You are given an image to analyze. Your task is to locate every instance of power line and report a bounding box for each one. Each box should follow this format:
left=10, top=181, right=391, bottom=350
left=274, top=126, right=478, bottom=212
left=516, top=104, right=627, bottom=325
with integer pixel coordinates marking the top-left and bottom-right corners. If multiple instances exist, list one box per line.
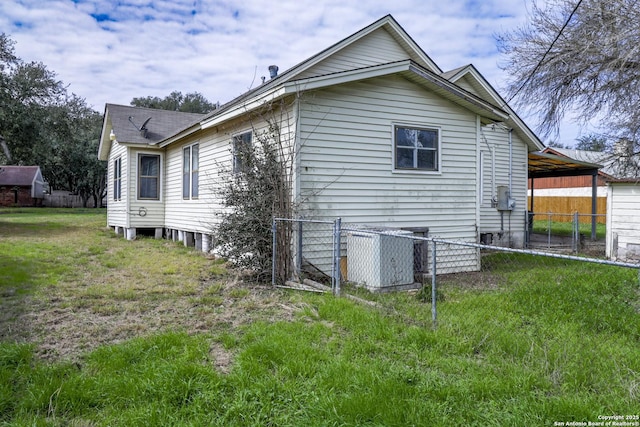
left=506, top=0, right=585, bottom=103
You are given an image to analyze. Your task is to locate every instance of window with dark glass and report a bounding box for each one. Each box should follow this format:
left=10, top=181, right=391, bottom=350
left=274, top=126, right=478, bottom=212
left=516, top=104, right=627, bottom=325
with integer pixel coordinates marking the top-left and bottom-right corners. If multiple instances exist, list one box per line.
left=138, top=154, right=160, bottom=199
left=183, top=144, right=199, bottom=199
left=233, top=131, right=252, bottom=174
left=113, top=157, right=121, bottom=201
left=394, top=126, right=439, bottom=171
left=191, top=144, right=199, bottom=198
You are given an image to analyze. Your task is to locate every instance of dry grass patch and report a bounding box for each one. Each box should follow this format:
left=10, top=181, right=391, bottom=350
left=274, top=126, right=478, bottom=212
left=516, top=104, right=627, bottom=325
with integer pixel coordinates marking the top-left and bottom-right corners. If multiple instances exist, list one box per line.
left=0, top=208, right=308, bottom=363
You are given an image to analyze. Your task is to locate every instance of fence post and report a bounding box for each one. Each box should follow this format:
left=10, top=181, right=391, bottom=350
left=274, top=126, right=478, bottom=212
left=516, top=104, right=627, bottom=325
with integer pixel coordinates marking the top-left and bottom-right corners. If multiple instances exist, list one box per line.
left=573, top=212, right=579, bottom=254
left=524, top=210, right=530, bottom=248
left=333, top=218, right=341, bottom=296
left=431, top=239, right=437, bottom=328
left=296, top=220, right=303, bottom=280
left=547, top=212, right=552, bottom=248
left=271, top=218, right=277, bottom=286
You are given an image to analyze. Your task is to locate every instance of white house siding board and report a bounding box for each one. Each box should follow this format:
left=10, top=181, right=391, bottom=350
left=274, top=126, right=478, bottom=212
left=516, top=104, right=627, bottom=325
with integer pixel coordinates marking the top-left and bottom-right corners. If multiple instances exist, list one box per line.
left=106, top=140, right=128, bottom=228
left=299, top=76, right=478, bottom=233
left=302, top=83, right=481, bottom=126
left=447, top=75, right=497, bottom=114
left=163, top=135, right=214, bottom=234
left=478, top=126, right=529, bottom=247
left=451, top=77, right=476, bottom=94
left=297, top=28, right=411, bottom=79
left=164, top=132, right=228, bottom=233
left=607, top=183, right=640, bottom=260
left=128, top=148, right=165, bottom=228
left=163, top=106, right=297, bottom=234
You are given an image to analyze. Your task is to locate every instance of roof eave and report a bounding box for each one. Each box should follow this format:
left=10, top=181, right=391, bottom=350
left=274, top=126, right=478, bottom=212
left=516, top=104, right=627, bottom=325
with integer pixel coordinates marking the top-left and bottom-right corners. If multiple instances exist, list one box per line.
left=444, top=65, right=545, bottom=152
left=196, top=15, right=442, bottom=126
left=282, top=61, right=509, bottom=122
left=407, top=63, right=509, bottom=121
left=98, top=106, right=112, bottom=161
left=156, top=124, right=202, bottom=148
left=200, top=86, right=287, bottom=130
left=283, top=60, right=412, bottom=92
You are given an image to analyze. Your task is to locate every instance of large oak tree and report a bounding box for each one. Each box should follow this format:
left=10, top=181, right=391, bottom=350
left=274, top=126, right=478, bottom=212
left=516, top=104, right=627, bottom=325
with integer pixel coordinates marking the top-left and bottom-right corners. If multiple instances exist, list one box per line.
left=0, top=33, right=106, bottom=205
left=130, top=91, right=217, bottom=114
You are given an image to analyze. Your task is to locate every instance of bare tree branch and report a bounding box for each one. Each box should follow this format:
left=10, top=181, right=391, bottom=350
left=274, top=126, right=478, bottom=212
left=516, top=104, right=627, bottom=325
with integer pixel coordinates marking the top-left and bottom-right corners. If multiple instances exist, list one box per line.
left=498, top=0, right=640, bottom=146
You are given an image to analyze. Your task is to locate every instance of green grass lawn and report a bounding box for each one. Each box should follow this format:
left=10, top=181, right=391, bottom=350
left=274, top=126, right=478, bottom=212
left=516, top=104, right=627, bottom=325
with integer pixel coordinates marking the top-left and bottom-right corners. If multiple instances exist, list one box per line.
left=1, top=208, right=639, bottom=426
left=532, top=219, right=607, bottom=239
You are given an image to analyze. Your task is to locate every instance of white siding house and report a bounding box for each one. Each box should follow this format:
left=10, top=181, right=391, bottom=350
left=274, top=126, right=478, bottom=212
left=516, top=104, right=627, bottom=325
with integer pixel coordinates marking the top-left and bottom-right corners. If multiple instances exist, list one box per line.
left=98, top=105, right=205, bottom=241
left=98, top=15, right=544, bottom=277
left=606, top=181, right=640, bottom=261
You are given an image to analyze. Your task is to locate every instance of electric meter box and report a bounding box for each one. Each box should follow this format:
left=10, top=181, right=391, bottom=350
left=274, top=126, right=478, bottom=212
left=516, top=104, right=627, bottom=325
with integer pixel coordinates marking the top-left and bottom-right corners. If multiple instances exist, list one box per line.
left=497, top=185, right=515, bottom=211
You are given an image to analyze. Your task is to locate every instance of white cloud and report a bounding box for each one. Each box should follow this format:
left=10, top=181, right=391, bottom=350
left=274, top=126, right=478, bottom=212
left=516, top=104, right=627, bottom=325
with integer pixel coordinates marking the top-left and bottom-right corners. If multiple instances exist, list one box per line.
left=0, top=0, right=581, bottom=144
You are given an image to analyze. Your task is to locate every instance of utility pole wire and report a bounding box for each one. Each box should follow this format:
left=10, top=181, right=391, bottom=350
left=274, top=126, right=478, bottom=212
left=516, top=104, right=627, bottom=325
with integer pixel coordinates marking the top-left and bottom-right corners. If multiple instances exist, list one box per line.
left=506, top=0, right=585, bottom=103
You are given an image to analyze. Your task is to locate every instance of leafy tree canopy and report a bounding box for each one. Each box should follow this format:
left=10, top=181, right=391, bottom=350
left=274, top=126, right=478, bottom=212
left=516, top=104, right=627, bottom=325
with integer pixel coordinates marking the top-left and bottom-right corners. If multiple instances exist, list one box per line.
left=130, top=91, right=217, bottom=114
left=574, top=134, right=609, bottom=152
left=546, top=140, right=570, bottom=149
left=0, top=33, right=106, bottom=205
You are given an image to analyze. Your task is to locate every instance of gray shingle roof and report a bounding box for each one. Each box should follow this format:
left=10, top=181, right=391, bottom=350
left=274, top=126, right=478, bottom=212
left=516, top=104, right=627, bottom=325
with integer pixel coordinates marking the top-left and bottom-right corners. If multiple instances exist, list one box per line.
left=106, top=104, right=205, bottom=145
left=0, top=166, right=40, bottom=186
left=440, top=65, right=470, bottom=80
left=551, top=147, right=640, bottom=179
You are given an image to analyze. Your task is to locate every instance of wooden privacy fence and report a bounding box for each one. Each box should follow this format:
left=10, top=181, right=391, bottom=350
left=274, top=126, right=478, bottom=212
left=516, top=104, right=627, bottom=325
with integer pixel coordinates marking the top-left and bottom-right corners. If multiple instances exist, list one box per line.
left=528, top=196, right=607, bottom=223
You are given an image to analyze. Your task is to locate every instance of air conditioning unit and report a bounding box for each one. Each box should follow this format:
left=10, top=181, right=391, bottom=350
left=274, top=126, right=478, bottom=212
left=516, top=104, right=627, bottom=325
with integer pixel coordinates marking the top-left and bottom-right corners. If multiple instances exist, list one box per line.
left=347, top=230, right=414, bottom=290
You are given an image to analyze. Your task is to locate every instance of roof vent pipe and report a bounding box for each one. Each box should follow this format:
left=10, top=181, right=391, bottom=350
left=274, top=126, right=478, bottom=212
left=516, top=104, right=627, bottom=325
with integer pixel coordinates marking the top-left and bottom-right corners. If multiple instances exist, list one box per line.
left=268, top=65, right=279, bottom=79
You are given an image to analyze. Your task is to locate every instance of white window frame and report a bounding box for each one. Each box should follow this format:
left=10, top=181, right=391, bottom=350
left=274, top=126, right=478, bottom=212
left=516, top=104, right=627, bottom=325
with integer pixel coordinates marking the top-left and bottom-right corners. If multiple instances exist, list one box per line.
left=137, top=153, right=161, bottom=200
left=232, top=131, right=252, bottom=174
left=113, top=157, right=121, bottom=201
left=392, top=124, right=441, bottom=174
left=183, top=143, right=199, bottom=199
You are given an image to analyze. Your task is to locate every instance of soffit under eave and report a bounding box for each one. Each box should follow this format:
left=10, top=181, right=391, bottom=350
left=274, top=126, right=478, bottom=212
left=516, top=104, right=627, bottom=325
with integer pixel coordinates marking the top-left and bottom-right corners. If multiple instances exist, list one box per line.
left=155, top=124, right=203, bottom=148
left=444, top=67, right=546, bottom=152
left=98, top=111, right=113, bottom=161
left=528, top=152, right=601, bottom=179
left=501, top=116, right=546, bottom=153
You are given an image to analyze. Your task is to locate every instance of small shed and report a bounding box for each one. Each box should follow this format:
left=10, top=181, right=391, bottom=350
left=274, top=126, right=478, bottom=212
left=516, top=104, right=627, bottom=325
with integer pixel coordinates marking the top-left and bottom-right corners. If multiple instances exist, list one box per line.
left=0, top=166, right=46, bottom=207
left=606, top=179, right=640, bottom=261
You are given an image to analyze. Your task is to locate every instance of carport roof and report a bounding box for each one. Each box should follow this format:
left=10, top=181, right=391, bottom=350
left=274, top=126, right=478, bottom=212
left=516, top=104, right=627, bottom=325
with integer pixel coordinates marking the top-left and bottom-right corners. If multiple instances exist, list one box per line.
left=528, top=151, right=601, bottom=179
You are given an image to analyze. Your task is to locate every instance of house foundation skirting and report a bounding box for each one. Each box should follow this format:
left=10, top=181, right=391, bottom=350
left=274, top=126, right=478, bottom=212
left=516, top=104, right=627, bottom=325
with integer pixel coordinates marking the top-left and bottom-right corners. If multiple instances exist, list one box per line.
left=110, top=226, right=213, bottom=254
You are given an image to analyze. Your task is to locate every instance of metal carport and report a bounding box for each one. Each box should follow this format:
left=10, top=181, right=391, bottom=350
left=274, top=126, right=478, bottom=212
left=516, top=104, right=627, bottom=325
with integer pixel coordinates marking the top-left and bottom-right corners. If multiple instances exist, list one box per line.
left=528, top=151, right=602, bottom=240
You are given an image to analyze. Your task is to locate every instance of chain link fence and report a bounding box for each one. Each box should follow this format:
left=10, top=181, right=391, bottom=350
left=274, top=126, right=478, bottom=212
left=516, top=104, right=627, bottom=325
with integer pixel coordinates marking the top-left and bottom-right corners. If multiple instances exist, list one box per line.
left=272, top=218, right=340, bottom=292
left=527, top=211, right=606, bottom=255
left=273, top=218, right=640, bottom=326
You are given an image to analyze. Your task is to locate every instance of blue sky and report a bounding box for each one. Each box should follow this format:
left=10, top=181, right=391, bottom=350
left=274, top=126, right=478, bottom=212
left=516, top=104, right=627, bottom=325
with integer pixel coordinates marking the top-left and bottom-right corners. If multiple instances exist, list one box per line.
left=0, top=0, right=590, bottom=145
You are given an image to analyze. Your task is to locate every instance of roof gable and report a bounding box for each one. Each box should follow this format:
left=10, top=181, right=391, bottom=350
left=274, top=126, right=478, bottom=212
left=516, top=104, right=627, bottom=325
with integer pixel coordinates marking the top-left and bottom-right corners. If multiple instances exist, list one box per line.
left=442, top=65, right=505, bottom=112
left=0, top=166, right=41, bottom=186
left=284, top=14, right=441, bottom=81
left=199, top=15, right=440, bottom=127
left=200, top=60, right=510, bottom=131
left=443, top=64, right=544, bottom=152
left=296, top=25, right=435, bottom=80
left=114, top=14, right=544, bottom=156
